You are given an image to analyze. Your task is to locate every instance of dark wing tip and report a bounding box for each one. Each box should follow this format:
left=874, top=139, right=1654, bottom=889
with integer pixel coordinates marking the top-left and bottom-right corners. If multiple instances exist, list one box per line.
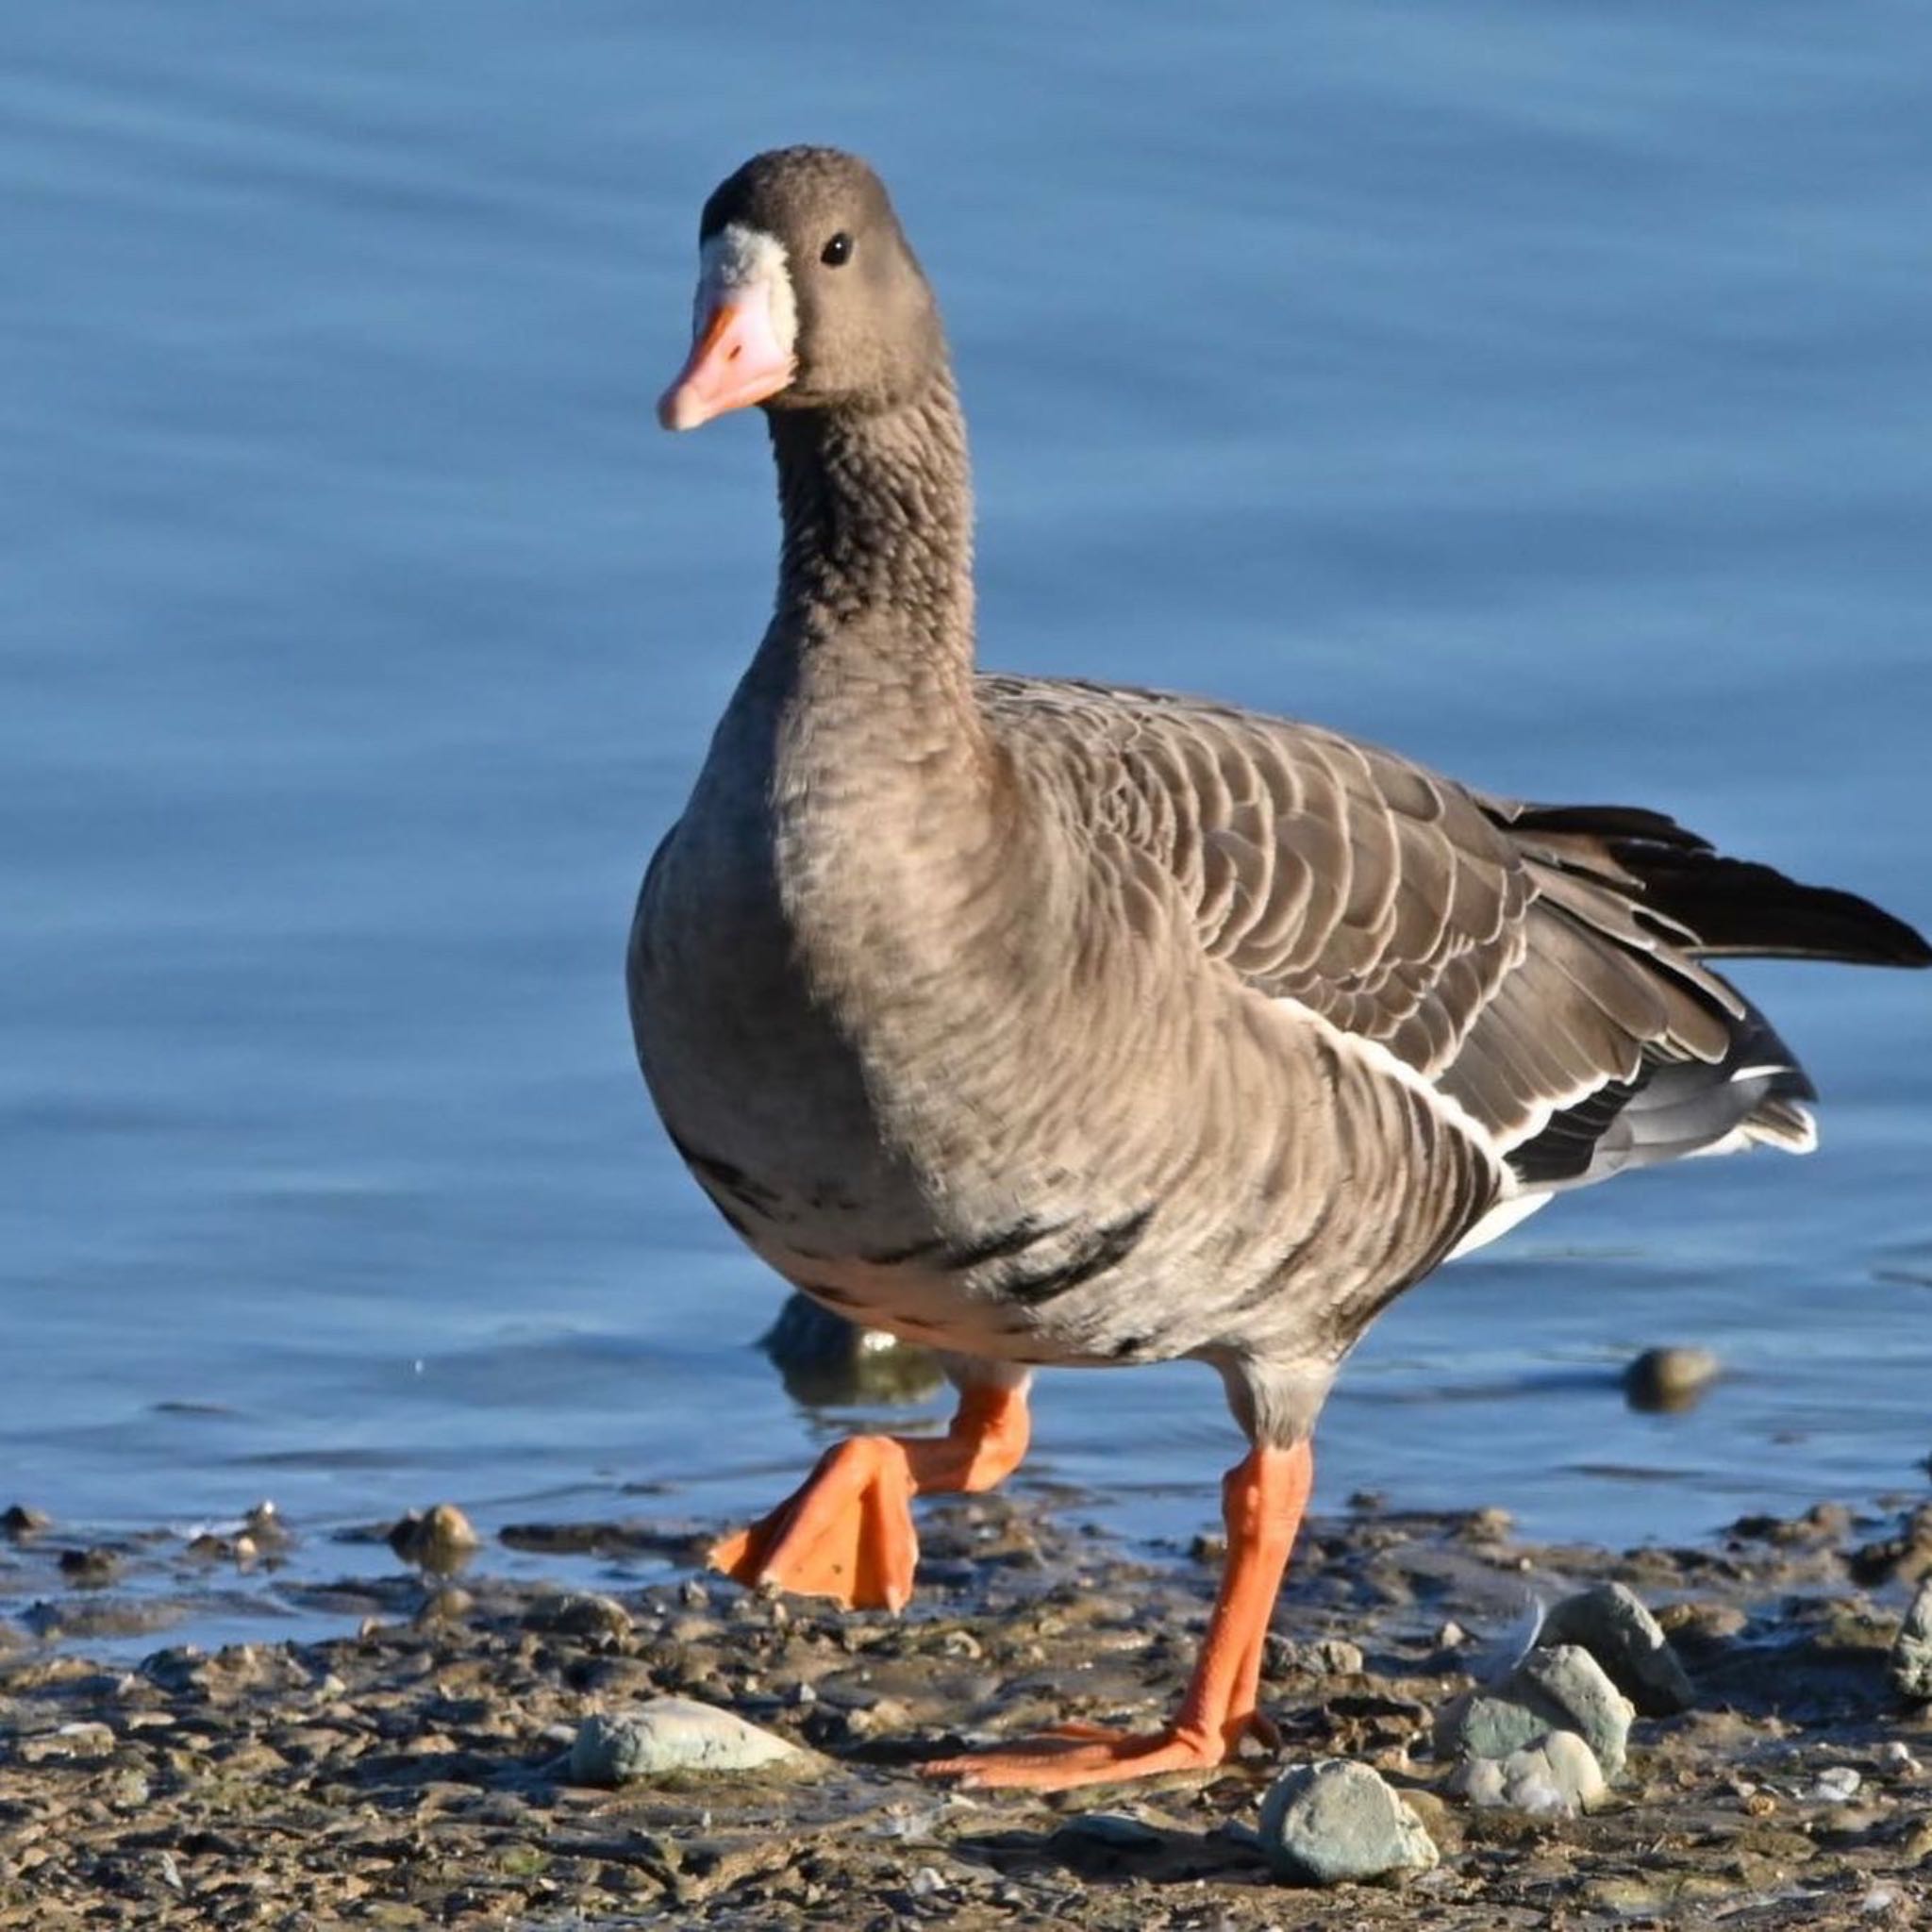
left=1637, top=861, right=1932, bottom=968
left=1501, top=800, right=1930, bottom=969
left=1878, top=908, right=1932, bottom=969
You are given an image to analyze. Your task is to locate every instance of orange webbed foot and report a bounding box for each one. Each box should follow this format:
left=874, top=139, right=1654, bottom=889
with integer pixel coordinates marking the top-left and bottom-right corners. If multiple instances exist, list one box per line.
left=709, top=1386, right=1032, bottom=1614
left=921, top=1711, right=1277, bottom=1792
left=708, top=1436, right=920, bottom=1612
left=921, top=1442, right=1313, bottom=1792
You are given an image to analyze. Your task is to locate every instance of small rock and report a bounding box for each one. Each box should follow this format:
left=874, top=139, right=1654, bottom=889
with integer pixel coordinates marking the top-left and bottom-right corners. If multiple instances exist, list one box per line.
left=2, top=1504, right=50, bottom=1541
left=142, top=1647, right=208, bottom=1692
left=1257, top=1759, right=1439, bottom=1887
left=1623, top=1345, right=1721, bottom=1413
left=1458, top=1507, right=1514, bottom=1543
left=414, top=1586, right=474, bottom=1627
left=1437, top=1693, right=1548, bottom=1766
left=243, top=1500, right=292, bottom=1549
left=524, top=1591, right=633, bottom=1641
left=758, top=1293, right=943, bottom=1407
left=1807, top=1765, right=1862, bottom=1804
left=1656, top=1599, right=1747, bottom=1653
left=841, top=1694, right=913, bottom=1740
left=569, top=1698, right=805, bottom=1784
left=18, top=1722, right=116, bottom=1764
left=1727, top=1501, right=1853, bottom=1546
left=1510, top=1644, right=1634, bottom=1780
left=1448, top=1729, right=1606, bottom=1817
left=1541, top=1583, right=1694, bottom=1715
left=1437, top=1643, right=1633, bottom=1784
left=1851, top=1503, right=1932, bottom=1587
left=57, top=1546, right=120, bottom=1586
left=1889, top=1577, right=1932, bottom=1703
left=1268, top=1636, right=1365, bottom=1679
left=387, top=1503, right=480, bottom=1574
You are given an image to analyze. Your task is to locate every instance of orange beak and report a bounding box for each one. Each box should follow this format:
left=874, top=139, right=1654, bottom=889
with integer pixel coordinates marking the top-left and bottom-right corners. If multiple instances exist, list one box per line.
left=658, top=295, right=794, bottom=432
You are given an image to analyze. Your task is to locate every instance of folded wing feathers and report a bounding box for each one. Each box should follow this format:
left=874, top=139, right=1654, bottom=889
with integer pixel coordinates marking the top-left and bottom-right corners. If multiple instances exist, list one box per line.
left=987, top=677, right=1862, bottom=1194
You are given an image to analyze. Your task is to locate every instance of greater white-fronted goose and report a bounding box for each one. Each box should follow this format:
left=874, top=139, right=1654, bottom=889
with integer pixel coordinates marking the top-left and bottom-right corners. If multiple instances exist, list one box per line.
left=628, top=147, right=1930, bottom=1790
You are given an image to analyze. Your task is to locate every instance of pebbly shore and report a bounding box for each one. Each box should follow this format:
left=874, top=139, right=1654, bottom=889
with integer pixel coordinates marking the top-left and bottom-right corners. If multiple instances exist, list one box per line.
left=3, top=1475, right=1931, bottom=1930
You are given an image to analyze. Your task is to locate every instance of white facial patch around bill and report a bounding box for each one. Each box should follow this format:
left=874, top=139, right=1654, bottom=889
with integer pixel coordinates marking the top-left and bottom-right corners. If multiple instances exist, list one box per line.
left=696, top=224, right=798, bottom=358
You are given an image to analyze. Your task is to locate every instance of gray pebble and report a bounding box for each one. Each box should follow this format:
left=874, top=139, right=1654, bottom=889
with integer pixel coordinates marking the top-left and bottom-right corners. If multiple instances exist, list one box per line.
left=1510, top=1643, right=1634, bottom=1780
left=1890, top=1577, right=1932, bottom=1703
left=1623, top=1345, right=1721, bottom=1413
left=1436, top=1692, right=1549, bottom=1766
left=570, top=1697, right=804, bottom=1784
left=1448, top=1729, right=1606, bottom=1817
left=1541, top=1582, right=1694, bottom=1715
left=523, top=1591, right=632, bottom=1641
left=1270, top=1636, right=1365, bottom=1678
left=1437, top=1642, right=1633, bottom=1785
left=1257, top=1758, right=1439, bottom=1887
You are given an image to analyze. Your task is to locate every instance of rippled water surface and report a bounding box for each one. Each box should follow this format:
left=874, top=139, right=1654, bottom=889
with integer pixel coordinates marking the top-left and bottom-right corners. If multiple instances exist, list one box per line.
left=4, top=4, right=1929, bottom=1631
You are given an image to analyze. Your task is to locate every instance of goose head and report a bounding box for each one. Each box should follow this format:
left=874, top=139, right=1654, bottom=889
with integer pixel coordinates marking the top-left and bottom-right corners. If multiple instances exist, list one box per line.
left=658, top=146, right=945, bottom=432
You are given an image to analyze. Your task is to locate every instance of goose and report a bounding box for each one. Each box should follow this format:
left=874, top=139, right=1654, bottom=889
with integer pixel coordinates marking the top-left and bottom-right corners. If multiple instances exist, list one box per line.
left=628, top=146, right=1930, bottom=1790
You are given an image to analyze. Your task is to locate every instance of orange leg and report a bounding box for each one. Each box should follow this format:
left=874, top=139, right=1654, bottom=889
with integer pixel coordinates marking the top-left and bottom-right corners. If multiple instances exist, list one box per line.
left=923, top=1439, right=1313, bottom=1790
left=708, top=1383, right=1030, bottom=1612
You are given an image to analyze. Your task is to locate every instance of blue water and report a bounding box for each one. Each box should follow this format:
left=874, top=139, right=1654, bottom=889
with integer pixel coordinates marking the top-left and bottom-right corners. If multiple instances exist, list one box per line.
left=4, top=4, right=1928, bottom=1631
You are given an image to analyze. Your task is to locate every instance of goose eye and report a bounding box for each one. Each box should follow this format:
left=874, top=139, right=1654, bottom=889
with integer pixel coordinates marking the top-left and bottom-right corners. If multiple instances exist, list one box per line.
left=820, top=232, right=854, bottom=268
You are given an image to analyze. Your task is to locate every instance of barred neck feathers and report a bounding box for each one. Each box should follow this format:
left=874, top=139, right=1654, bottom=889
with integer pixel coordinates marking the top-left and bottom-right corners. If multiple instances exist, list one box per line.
left=769, top=369, right=974, bottom=665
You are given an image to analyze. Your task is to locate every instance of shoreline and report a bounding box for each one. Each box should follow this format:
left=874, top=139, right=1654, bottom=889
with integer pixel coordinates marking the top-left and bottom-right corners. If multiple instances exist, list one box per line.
left=3, top=1487, right=1929, bottom=1928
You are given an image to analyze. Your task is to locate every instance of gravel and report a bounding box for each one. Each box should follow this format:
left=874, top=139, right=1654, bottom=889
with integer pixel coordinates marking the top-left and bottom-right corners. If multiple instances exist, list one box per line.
left=3, top=1488, right=1931, bottom=1927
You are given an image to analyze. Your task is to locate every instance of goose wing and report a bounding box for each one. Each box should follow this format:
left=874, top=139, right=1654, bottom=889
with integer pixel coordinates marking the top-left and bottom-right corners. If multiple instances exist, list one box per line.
left=983, top=675, right=1888, bottom=1187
